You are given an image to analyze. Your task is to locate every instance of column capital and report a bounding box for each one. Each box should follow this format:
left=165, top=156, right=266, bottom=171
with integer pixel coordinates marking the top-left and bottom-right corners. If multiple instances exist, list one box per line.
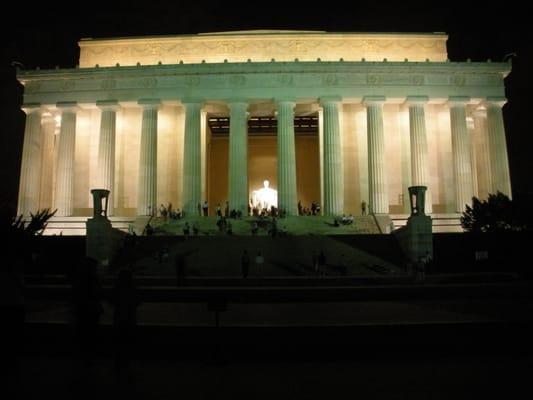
left=447, top=96, right=470, bottom=107
left=363, top=96, right=386, bottom=106
left=472, top=106, right=487, bottom=118
left=22, top=103, right=41, bottom=114
left=56, top=101, right=79, bottom=112
left=485, top=96, right=507, bottom=108
left=319, top=96, right=342, bottom=106
left=138, top=98, right=161, bottom=110
left=275, top=100, right=295, bottom=112
left=181, top=98, right=204, bottom=106
left=405, top=96, right=429, bottom=105
left=96, top=100, right=120, bottom=111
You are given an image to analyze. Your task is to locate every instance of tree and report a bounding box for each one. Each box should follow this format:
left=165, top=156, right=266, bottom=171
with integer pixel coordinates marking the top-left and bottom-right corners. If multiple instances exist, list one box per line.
left=460, top=192, right=525, bottom=233
left=1, top=207, right=57, bottom=264
left=10, top=208, right=57, bottom=236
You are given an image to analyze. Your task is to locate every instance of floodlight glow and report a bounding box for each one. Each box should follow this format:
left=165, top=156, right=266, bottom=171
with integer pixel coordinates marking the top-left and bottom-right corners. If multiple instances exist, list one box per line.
left=251, top=180, right=278, bottom=210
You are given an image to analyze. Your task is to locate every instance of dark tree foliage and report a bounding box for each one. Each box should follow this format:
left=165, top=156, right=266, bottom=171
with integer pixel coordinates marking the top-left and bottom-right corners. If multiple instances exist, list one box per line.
left=460, top=192, right=527, bottom=233
left=1, top=207, right=57, bottom=275
left=10, top=208, right=57, bottom=236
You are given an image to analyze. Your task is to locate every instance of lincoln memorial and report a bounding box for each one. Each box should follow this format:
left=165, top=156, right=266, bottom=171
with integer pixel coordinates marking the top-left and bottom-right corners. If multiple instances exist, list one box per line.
left=15, top=30, right=512, bottom=233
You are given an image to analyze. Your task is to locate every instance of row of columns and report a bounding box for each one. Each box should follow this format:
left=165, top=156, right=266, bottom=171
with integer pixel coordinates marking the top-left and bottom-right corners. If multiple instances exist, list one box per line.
left=18, top=96, right=511, bottom=218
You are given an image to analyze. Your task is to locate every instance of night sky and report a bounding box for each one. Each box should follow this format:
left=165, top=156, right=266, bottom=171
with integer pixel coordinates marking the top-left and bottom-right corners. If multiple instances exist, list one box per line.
left=1, top=1, right=530, bottom=213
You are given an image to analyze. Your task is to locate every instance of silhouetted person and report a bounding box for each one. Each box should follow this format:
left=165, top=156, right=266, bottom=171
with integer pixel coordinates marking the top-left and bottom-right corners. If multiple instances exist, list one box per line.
left=423, top=251, right=433, bottom=274
left=241, top=249, right=250, bottom=278
left=71, top=257, right=103, bottom=365
left=318, top=250, right=326, bottom=276
left=145, top=223, right=154, bottom=236
left=312, top=253, right=319, bottom=274
left=361, top=200, right=367, bottom=216
left=416, top=257, right=426, bottom=282
left=183, top=222, right=190, bottom=236
left=202, top=200, right=209, bottom=216
left=338, top=254, right=347, bottom=275
left=175, top=253, right=186, bottom=286
left=406, top=261, right=414, bottom=277
left=112, top=268, right=139, bottom=376
left=255, top=251, right=264, bottom=275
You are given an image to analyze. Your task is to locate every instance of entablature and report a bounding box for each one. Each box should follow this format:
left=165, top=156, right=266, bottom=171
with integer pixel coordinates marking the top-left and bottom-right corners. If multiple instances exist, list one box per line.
left=18, top=61, right=509, bottom=106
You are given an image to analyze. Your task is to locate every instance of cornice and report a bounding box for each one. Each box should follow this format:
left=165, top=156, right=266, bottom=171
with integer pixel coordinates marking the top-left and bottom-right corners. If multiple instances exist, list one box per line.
left=17, top=61, right=511, bottom=81
left=17, top=61, right=509, bottom=106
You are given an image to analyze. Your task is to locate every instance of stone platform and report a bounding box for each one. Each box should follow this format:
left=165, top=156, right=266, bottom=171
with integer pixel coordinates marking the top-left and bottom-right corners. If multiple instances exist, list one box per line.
left=117, top=234, right=404, bottom=278
left=148, top=215, right=381, bottom=236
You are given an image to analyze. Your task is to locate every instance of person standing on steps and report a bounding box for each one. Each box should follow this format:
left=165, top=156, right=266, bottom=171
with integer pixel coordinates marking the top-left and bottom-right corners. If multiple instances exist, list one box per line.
left=318, top=250, right=326, bottom=277
left=255, top=251, right=264, bottom=276
left=241, top=249, right=250, bottom=278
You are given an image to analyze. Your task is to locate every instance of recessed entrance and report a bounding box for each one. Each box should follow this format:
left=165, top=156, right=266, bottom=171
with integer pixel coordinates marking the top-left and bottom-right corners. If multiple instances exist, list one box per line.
left=207, top=114, right=320, bottom=215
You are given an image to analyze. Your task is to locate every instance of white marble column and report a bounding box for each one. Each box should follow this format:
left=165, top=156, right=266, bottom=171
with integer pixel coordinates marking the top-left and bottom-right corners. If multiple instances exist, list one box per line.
left=448, top=97, right=474, bottom=212
left=18, top=103, right=43, bottom=217
left=318, top=109, right=324, bottom=214
left=137, top=99, right=160, bottom=216
left=407, top=96, right=432, bottom=214
left=182, top=100, right=203, bottom=216
left=472, top=107, right=492, bottom=199
left=486, top=97, right=512, bottom=198
left=468, top=117, right=479, bottom=198
left=39, top=114, right=56, bottom=210
left=54, top=102, right=78, bottom=216
left=228, top=101, right=249, bottom=215
left=200, top=110, right=208, bottom=204
left=276, top=100, right=298, bottom=215
left=320, top=97, right=343, bottom=216
left=96, top=100, right=118, bottom=216
left=364, top=96, right=388, bottom=214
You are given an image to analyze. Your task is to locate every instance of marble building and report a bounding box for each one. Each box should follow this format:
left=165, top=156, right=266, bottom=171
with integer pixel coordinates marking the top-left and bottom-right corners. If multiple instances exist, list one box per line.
left=16, top=30, right=512, bottom=233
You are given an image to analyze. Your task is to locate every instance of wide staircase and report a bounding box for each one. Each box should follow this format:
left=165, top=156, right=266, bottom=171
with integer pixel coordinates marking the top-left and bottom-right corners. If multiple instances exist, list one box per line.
left=43, top=216, right=135, bottom=235
left=390, top=213, right=463, bottom=233
left=126, top=235, right=404, bottom=278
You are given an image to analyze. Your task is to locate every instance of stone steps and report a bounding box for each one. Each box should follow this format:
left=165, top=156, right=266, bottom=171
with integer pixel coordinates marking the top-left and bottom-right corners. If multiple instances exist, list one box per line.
left=390, top=213, right=463, bottom=233
left=43, top=216, right=135, bottom=235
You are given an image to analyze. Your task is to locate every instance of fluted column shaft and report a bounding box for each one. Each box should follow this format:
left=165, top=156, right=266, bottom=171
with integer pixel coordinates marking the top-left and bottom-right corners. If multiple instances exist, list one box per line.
left=137, top=101, right=159, bottom=216
left=182, top=101, right=203, bottom=216
left=486, top=99, right=512, bottom=198
left=228, top=102, right=249, bottom=214
left=97, top=101, right=118, bottom=216
left=449, top=98, right=474, bottom=212
left=276, top=100, right=298, bottom=215
left=407, top=97, right=432, bottom=213
left=321, top=98, right=343, bottom=215
left=18, top=105, right=43, bottom=217
left=365, top=98, right=388, bottom=214
left=55, top=104, right=77, bottom=216
left=473, top=109, right=492, bottom=199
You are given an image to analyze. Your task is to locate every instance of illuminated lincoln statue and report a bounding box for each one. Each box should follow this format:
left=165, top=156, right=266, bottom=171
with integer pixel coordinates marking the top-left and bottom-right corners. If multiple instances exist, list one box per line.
left=15, top=30, right=512, bottom=234
left=251, top=180, right=278, bottom=210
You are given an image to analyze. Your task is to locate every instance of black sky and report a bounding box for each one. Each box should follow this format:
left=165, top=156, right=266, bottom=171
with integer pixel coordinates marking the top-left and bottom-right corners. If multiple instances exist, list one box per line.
left=1, top=1, right=531, bottom=212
